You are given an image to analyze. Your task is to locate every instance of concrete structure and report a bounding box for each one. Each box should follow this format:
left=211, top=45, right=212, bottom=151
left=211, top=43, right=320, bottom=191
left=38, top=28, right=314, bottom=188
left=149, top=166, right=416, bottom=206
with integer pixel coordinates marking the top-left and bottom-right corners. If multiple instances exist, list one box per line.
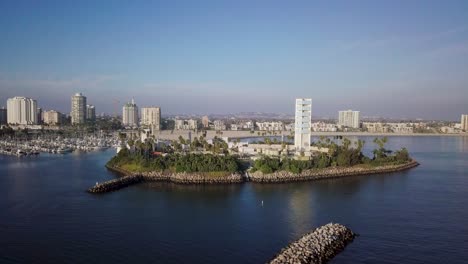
left=141, top=107, right=161, bottom=131
left=257, top=121, right=284, bottom=131
left=462, top=114, right=468, bottom=132
left=175, top=119, right=198, bottom=130
left=294, top=98, right=312, bottom=152
left=214, top=120, right=226, bottom=131
left=0, top=107, right=7, bottom=125
left=43, top=110, right=61, bottom=125
left=202, top=116, right=210, bottom=128
left=71, top=93, right=87, bottom=124
left=122, top=98, right=139, bottom=128
left=338, top=110, right=360, bottom=129
left=7, top=96, right=38, bottom=125
left=86, top=105, right=96, bottom=121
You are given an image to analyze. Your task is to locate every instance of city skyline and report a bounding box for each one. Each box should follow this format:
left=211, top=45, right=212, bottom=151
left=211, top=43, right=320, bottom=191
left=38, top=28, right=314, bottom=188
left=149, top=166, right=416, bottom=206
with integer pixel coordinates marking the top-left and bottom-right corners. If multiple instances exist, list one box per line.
left=0, top=1, right=467, bottom=119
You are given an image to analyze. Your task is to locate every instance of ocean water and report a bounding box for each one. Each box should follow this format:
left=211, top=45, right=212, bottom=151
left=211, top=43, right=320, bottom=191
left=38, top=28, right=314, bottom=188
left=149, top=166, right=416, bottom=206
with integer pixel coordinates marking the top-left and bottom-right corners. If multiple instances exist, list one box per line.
left=0, top=136, right=467, bottom=263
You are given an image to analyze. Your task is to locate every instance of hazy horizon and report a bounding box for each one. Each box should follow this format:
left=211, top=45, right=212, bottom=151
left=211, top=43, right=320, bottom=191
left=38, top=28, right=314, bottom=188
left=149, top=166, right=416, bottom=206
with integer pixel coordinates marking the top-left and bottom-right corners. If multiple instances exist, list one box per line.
left=1, top=1, right=467, bottom=120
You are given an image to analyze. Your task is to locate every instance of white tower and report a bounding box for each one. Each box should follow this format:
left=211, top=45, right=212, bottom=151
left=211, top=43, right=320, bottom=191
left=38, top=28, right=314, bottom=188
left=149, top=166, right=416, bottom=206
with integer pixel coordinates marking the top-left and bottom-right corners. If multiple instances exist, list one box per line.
left=294, top=98, right=312, bottom=152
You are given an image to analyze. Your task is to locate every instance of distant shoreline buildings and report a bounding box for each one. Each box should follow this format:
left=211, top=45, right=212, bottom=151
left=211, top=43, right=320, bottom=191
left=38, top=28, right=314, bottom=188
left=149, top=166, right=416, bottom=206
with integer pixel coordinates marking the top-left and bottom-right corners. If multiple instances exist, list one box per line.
left=71, top=93, right=87, bottom=124
left=462, top=114, right=468, bottom=132
left=338, top=110, right=360, bottom=129
left=122, top=98, right=139, bottom=128
left=7, top=96, right=38, bottom=125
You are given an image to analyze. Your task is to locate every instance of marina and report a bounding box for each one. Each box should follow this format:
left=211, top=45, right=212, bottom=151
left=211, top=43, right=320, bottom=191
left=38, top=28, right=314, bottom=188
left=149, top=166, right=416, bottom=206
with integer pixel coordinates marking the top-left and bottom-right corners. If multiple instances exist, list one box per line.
left=0, top=135, right=119, bottom=157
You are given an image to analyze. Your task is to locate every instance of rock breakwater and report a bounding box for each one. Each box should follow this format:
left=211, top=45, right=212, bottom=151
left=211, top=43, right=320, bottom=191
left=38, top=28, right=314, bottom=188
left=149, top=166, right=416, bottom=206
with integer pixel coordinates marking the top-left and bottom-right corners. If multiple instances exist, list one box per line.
left=269, top=223, right=355, bottom=264
left=251, top=160, right=419, bottom=183
left=87, top=166, right=244, bottom=193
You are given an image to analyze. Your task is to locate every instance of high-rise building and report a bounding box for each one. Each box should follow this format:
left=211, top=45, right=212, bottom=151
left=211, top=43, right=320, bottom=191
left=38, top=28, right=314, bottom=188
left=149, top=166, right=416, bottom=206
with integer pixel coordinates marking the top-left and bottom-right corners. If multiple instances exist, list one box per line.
left=294, top=98, right=312, bottom=152
left=338, top=110, right=360, bottom=129
left=122, top=98, right=138, bottom=127
left=43, top=110, right=61, bottom=125
left=6, top=96, right=38, bottom=125
left=202, top=116, right=210, bottom=128
left=462, top=114, right=468, bottom=131
left=141, top=107, right=161, bottom=130
left=86, top=105, right=96, bottom=121
left=71, top=93, right=87, bottom=124
left=0, top=107, right=7, bottom=125
left=37, top=108, right=43, bottom=124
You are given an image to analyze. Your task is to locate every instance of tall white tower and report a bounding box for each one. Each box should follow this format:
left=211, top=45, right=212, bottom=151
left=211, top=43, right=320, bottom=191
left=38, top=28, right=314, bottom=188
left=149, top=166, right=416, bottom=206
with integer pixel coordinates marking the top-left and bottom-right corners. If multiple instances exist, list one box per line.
left=294, top=98, right=312, bottom=152
left=71, top=93, right=87, bottom=124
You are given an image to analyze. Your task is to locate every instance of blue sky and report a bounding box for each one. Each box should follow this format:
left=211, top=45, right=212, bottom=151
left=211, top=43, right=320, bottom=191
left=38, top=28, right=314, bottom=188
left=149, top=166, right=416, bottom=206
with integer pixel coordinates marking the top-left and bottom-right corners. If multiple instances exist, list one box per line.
left=0, top=0, right=467, bottom=120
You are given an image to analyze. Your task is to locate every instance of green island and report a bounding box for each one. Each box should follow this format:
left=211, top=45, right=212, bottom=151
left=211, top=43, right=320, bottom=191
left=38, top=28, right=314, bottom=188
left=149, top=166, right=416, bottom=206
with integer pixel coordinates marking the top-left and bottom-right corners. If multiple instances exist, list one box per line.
left=97, top=136, right=417, bottom=191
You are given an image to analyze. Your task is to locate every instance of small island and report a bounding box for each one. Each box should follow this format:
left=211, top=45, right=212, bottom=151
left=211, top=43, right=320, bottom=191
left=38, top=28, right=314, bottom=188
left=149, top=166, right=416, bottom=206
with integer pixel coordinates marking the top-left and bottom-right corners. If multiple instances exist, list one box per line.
left=89, top=136, right=419, bottom=193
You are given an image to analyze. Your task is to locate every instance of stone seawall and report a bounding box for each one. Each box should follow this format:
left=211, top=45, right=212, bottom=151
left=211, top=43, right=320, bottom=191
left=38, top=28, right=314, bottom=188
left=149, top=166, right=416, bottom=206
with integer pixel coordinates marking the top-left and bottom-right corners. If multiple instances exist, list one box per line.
left=88, top=175, right=144, bottom=193
left=250, top=160, right=419, bottom=183
left=269, top=223, right=355, bottom=264
left=88, top=166, right=244, bottom=193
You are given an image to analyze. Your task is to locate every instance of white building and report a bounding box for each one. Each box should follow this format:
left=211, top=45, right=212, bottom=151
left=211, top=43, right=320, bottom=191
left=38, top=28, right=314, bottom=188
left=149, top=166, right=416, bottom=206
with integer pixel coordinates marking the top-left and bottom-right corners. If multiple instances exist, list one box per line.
left=257, top=121, right=284, bottom=131
left=338, top=110, right=360, bottom=129
left=175, top=119, right=198, bottom=130
left=311, top=122, right=337, bottom=132
left=43, top=110, right=61, bottom=125
left=7, top=96, right=38, bottom=125
left=141, top=107, right=161, bottom=130
left=71, top=93, right=87, bottom=124
left=122, top=98, right=139, bottom=127
left=462, top=114, right=468, bottom=131
left=294, top=98, right=312, bottom=151
left=86, top=105, right=96, bottom=121
left=214, top=120, right=226, bottom=131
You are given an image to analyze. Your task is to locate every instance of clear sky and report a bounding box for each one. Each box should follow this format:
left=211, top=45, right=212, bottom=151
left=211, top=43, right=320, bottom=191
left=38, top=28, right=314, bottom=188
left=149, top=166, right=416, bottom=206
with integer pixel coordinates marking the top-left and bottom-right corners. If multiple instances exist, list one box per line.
left=0, top=0, right=467, bottom=120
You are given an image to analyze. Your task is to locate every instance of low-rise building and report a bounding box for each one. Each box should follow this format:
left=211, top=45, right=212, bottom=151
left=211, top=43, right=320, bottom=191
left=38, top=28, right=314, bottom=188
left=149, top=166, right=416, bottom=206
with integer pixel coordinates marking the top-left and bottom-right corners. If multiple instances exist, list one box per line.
left=214, top=120, right=226, bottom=131
left=257, top=121, right=284, bottom=131
left=175, top=119, right=198, bottom=130
left=311, top=122, right=337, bottom=132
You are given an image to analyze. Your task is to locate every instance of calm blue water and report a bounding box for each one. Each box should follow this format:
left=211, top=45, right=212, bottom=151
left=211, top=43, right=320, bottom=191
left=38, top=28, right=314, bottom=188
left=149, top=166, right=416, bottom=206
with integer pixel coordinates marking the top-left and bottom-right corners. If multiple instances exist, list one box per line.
left=1, top=136, right=467, bottom=263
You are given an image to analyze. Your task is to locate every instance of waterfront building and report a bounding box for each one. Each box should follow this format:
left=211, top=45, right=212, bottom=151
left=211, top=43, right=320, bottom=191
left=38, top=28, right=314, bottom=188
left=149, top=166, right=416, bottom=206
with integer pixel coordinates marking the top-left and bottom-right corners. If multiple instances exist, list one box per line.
left=71, top=93, right=87, bottom=124
left=311, top=122, right=338, bottom=132
left=43, top=110, right=61, bottom=125
left=294, top=98, right=312, bottom=152
left=462, top=114, right=468, bottom=131
left=202, top=116, right=210, bottom=128
left=214, top=120, right=226, bottom=131
left=7, top=96, right=38, bottom=125
left=338, top=110, right=360, bottom=129
left=175, top=119, right=198, bottom=130
left=0, top=107, right=7, bottom=125
left=243, top=121, right=255, bottom=130
left=257, top=121, right=284, bottom=131
left=86, top=105, right=96, bottom=121
left=122, top=98, right=139, bottom=128
left=230, top=124, right=239, bottom=131
left=141, top=107, right=161, bottom=130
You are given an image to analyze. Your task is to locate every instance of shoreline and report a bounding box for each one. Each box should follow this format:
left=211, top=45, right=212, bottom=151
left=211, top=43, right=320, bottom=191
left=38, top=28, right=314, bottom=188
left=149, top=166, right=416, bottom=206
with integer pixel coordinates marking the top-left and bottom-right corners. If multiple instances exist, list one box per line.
left=152, top=130, right=468, bottom=140
left=88, top=160, right=419, bottom=193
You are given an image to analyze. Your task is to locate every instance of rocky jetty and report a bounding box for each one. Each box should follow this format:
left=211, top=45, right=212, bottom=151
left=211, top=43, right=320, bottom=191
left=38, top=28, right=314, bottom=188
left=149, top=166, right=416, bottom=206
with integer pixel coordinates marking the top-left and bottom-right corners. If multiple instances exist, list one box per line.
left=251, top=160, right=419, bottom=183
left=88, top=166, right=244, bottom=193
left=87, top=174, right=144, bottom=193
left=269, top=223, right=355, bottom=264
